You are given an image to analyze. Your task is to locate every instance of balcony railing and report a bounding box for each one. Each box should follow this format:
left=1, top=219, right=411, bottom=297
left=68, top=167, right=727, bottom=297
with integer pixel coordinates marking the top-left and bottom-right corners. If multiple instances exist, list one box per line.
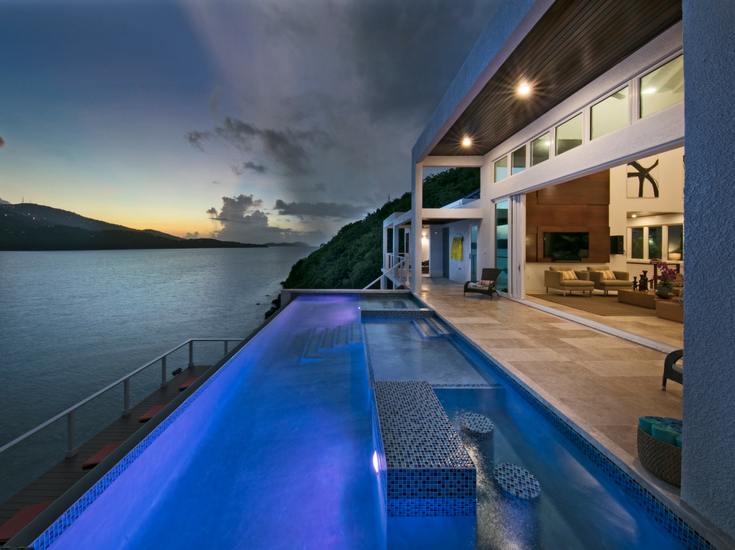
left=0, top=338, right=241, bottom=461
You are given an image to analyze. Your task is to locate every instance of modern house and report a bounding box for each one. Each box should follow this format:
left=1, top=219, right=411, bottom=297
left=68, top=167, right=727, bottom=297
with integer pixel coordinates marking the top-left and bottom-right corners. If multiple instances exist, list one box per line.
left=381, top=0, right=734, bottom=543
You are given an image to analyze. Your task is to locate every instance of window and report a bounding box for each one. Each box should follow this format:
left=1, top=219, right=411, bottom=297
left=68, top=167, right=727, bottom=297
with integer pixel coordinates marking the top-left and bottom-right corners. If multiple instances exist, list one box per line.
left=648, top=226, right=663, bottom=260
left=668, top=225, right=683, bottom=261
left=495, top=201, right=509, bottom=292
left=511, top=146, right=526, bottom=175
left=494, top=156, right=508, bottom=182
left=591, top=86, right=629, bottom=140
left=531, top=133, right=550, bottom=166
left=631, top=228, right=644, bottom=259
left=556, top=113, right=583, bottom=155
left=640, top=55, right=684, bottom=118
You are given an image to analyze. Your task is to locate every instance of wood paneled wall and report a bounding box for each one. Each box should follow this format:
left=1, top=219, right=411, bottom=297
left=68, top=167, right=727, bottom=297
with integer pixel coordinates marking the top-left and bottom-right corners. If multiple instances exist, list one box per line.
left=526, top=171, right=610, bottom=263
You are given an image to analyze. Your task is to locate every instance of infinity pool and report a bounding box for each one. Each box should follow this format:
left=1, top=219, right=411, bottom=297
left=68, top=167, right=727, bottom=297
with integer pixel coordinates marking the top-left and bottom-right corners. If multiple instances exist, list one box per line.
left=39, top=296, right=383, bottom=549
left=32, top=297, right=692, bottom=549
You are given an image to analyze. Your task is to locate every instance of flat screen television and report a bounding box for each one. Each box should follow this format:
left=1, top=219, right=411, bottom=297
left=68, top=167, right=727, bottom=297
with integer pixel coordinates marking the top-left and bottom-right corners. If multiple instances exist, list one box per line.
left=543, top=232, right=589, bottom=262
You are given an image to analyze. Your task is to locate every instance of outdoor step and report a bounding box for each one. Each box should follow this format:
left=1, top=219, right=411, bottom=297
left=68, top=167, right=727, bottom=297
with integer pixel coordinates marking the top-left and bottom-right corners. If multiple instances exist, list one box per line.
left=347, top=323, right=362, bottom=345
left=317, top=327, right=336, bottom=351
left=301, top=328, right=325, bottom=363
left=425, top=317, right=451, bottom=336
left=412, top=319, right=440, bottom=339
left=333, top=325, right=348, bottom=348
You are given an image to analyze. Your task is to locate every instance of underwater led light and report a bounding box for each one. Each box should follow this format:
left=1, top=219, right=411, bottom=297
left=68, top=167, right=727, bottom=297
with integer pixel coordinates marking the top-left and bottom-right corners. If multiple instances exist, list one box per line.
left=372, top=451, right=379, bottom=473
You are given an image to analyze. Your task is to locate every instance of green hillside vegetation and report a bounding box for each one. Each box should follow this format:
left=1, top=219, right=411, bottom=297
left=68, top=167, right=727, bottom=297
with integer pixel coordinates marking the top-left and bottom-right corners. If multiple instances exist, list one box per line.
left=283, top=167, right=480, bottom=289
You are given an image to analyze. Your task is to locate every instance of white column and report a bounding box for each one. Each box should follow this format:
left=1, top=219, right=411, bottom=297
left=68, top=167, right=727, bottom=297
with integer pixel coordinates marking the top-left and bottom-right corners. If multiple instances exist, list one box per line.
left=510, top=193, right=526, bottom=299
left=411, top=164, right=423, bottom=292
left=381, top=225, right=388, bottom=289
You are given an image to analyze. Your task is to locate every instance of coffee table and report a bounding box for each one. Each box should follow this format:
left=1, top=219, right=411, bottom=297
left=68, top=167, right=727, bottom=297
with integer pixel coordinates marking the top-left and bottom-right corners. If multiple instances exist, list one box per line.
left=617, top=289, right=658, bottom=309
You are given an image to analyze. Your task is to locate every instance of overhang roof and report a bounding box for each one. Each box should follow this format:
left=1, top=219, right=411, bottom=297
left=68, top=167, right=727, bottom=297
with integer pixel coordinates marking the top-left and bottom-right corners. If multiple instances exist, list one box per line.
left=429, top=0, right=682, bottom=158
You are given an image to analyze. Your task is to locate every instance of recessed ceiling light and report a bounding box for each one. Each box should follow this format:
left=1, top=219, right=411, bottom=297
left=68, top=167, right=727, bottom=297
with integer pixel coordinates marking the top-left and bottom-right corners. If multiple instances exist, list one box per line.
left=642, top=88, right=656, bottom=94
left=632, top=214, right=637, bottom=218
left=462, top=137, right=472, bottom=147
left=518, top=83, right=531, bottom=95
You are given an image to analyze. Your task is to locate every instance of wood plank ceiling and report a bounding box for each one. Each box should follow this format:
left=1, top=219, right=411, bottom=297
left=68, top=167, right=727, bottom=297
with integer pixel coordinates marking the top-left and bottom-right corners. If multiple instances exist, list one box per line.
left=429, top=0, right=682, bottom=157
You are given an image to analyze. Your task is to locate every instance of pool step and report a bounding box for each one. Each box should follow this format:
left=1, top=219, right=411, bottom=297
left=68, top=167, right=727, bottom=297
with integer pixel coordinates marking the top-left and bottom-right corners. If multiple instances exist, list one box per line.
left=301, top=328, right=326, bottom=362
left=412, top=319, right=442, bottom=339
left=425, top=317, right=451, bottom=336
left=302, top=324, right=362, bottom=362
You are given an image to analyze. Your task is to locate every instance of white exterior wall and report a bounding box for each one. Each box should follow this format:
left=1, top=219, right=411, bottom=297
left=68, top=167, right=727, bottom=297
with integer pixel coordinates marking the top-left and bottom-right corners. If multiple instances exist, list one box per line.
left=428, top=225, right=443, bottom=278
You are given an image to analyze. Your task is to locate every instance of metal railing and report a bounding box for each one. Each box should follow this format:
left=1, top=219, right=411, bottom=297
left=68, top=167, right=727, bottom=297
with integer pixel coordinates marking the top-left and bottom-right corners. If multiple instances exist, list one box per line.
left=0, top=338, right=241, bottom=459
left=364, top=256, right=409, bottom=289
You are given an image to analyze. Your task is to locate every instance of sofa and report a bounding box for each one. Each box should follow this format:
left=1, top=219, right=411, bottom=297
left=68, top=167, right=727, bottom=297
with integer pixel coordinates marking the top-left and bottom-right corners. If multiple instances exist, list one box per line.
left=586, top=266, right=633, bottom=296
left=544, top=266, right=594, bottom=296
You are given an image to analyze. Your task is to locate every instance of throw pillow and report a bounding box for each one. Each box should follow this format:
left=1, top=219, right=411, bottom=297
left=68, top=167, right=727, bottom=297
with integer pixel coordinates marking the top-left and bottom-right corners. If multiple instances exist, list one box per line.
left=479, top=279, right=493, bottom=287
left=560, top=270, right=577, bottom=280
left=601, top=269, right=616, bottom=280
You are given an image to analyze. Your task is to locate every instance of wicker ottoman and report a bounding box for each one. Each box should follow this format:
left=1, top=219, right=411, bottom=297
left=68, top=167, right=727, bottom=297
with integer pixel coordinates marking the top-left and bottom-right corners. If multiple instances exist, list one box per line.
left=637, top=426, right=681, bottom=487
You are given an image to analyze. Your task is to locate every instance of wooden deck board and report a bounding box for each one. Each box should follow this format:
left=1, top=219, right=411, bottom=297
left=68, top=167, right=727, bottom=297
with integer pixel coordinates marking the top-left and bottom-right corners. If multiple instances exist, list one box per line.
left=0, top=365, right=212, bottom=526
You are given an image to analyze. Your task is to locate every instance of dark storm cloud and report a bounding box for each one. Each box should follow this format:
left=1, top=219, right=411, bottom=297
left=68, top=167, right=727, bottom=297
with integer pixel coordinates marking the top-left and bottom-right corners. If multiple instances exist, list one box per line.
left=186, top=130, right=210, bottom=151
left=274, top=199, right=366, bottom=220
left=211, top=116, right=333, bottom=176
left=232, top=161, right=267, bottom=175
left=207, top=194, right=325, bottom=245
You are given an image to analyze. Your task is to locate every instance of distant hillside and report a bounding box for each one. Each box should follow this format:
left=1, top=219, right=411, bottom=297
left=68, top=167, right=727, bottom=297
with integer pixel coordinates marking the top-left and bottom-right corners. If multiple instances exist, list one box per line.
left=0, top=203, right=265, bottom=251
left=283, top=168, right=480, bottom=289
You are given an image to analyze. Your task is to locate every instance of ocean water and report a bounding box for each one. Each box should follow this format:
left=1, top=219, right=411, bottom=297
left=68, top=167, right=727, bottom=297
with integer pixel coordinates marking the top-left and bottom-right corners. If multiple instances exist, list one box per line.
left=0, top=246, right=314, bottom=503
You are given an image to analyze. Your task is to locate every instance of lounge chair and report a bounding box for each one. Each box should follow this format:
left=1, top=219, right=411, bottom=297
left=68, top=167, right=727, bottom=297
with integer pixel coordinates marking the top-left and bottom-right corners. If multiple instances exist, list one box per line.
left=464, top=268, right=502, bottom=300
left=138, top=404, right=166, bottom=423
left=0, top=501, right=54, bottom=544
left=82, top=441, right=124, bottom=470
left=662, top=349, right=683, bottom=390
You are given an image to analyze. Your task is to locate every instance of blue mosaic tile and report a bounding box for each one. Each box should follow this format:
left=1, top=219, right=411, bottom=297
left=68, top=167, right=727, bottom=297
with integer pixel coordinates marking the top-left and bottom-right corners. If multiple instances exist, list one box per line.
left=373, top=381, right=476, bottom=517
left=494, top=463, right=540, bottom=500
left=460, top=412, right=494, bottom=441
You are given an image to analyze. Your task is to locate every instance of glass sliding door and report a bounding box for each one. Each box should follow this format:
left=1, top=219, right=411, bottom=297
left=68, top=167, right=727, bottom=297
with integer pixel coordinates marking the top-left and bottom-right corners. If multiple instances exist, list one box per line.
left=495, top=201, right=509, bottom=292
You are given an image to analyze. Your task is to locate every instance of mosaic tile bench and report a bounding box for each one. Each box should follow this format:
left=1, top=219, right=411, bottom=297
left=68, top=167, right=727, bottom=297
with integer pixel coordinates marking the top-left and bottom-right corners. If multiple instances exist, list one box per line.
left=373, top=381, right=476, bottom=517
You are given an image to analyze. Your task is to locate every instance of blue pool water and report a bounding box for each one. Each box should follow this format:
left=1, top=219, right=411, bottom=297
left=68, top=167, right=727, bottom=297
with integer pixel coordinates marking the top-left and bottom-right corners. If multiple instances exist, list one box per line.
left=33, top=299, right=690, bottom=549
left=41, top=296, right=383, bottom=550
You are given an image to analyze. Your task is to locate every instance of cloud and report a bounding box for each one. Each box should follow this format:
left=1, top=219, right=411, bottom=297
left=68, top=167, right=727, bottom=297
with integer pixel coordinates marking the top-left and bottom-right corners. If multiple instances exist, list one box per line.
left=232, top=161, right=267, bottom=175
left=274, top=199, right=366, bottom=220
left=186, top=130, right=210, bottom=151
left=191, top=116, right=332, bottom=176
left=212, top=180, right=220, bottom=185
left=0, top=136, right=5, bottom=148
left=184, top=231, right=200, bottom=239
left=207, top=194, right=325, bottom=245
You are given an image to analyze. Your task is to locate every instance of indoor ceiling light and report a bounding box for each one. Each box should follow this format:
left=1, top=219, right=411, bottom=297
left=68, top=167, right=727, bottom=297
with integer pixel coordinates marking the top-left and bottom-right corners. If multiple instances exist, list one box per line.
left=462, top=137, right=472, bottom=147
left=642, top=88, right=656, bottom=94
left=632, top=214, right=637, bottom=218
left=518, top=83, right=531, bottom=95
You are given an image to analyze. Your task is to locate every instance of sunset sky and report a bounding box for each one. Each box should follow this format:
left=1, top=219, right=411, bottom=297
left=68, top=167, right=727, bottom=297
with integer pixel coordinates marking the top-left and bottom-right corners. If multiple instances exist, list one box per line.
left=0, top=0, right=499, bottom=245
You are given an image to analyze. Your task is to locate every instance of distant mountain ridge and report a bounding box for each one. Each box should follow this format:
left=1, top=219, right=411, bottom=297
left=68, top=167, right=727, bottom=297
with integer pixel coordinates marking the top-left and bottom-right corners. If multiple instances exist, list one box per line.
left=0, top=203, right=306, bottom=251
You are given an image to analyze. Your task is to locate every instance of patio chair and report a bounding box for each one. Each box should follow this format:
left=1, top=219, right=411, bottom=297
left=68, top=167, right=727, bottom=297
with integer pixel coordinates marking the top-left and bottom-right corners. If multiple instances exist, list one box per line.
left=662, top=349, right=683, bottom=390
left=463, top=268, right=502, bottom=300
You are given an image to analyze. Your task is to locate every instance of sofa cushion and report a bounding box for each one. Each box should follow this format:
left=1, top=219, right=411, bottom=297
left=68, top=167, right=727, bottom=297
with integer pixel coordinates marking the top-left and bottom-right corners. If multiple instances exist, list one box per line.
left=600, top=269, right=616, bottom=280
left=560, top=279, right=594, bottom=287
left=599, top=279, right=633, bottom=288
left=479, top=279, right=493, bottom=286
left=559, top=270, right=577, bottom=280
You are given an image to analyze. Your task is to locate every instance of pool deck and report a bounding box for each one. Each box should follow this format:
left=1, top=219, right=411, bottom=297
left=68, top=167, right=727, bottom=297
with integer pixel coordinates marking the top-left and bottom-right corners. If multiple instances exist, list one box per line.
left=0, top=364, right=212, bottom=529
left=417, top=277, right=683, bottom=482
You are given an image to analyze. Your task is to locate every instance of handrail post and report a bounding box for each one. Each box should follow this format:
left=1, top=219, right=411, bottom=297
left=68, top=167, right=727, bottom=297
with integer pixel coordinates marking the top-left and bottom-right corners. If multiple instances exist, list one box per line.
left=122, top=379, right=130, bottom=416
left=188, top=340, right=194, bottom=368
left=65, top=411, right=77, bottom=458
left=224, top=340, right=229, bottom=355
left=161, top=356, right=167, bottom=388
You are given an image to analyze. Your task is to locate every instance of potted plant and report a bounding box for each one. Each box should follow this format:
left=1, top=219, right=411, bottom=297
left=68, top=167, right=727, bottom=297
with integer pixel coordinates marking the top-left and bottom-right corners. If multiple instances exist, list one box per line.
left=655, top=261, right=677, bottom=299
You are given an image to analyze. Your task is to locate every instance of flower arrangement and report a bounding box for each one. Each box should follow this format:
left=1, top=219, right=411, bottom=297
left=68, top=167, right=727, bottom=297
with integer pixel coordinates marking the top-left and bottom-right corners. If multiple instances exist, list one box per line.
left=655, top=261, right=677, bottom=289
